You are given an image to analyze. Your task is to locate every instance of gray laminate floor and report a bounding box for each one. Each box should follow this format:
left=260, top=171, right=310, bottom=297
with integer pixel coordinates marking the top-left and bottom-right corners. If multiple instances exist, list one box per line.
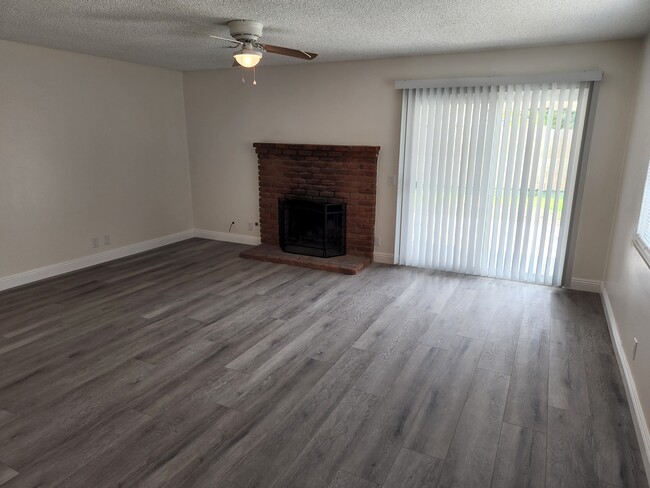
left=0, top=238, right=646, bottom=488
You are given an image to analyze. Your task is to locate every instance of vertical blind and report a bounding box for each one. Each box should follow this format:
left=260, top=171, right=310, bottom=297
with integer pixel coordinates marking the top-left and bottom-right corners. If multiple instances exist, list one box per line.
left=396, top=81, right=590, bottom=286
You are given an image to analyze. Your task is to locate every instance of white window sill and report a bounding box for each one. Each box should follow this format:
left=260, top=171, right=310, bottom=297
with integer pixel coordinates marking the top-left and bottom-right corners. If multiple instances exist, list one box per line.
left=633, top=236, right=650, bottom=270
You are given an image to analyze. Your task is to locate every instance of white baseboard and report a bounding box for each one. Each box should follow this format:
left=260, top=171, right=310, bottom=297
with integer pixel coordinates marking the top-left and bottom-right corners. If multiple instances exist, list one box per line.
left=373, top=251, right=395, bottom=264
left=0, top=230, right=194, bottom=292
left=193, top=229, right=261, bottom=246
left=569, top=277, right=602, bottom=293
left=601, top=284, right=650, bottom=480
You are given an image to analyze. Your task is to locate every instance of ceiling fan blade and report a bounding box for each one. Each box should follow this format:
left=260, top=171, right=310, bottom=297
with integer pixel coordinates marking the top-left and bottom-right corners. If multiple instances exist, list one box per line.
left=210, top=35, right=242, bottom=45
left=258, top=44, right=317, bottom=60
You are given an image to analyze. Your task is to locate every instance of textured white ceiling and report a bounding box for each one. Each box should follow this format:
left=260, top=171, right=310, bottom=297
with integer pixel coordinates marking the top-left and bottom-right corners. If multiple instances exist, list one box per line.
left=1, top=0, right=648, bottom=71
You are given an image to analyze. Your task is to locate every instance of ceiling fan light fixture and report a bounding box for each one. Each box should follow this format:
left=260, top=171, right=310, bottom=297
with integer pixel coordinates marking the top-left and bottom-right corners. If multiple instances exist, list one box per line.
left=234, top=48, right=262, bottom=68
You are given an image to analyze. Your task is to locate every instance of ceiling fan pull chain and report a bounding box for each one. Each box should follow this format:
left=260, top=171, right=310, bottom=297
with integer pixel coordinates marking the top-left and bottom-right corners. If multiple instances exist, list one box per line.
left=241, top=65, right=245, bottom=84
left=253, top=66, right=257, bottom=85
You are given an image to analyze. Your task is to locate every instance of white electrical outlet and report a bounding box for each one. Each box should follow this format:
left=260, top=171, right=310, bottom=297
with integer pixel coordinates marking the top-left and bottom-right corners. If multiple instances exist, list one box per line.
left=633, top=338, right=639, bottom=360
left=91, top=237, right=99, bottom=248
left=374, top=235, right=381, bottom=246
left=387, top=175, right=396, bottom=187
left=103, top=234, right=111, bottom=246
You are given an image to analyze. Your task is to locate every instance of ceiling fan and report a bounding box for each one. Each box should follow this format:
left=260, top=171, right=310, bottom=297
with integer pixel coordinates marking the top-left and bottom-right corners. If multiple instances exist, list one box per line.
left=210, top=20, right=318, bottom=69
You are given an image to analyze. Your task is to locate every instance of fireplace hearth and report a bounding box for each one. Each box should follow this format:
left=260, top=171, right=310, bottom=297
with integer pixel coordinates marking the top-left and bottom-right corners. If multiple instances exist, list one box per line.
left=279, top=199, right=346, bottom=258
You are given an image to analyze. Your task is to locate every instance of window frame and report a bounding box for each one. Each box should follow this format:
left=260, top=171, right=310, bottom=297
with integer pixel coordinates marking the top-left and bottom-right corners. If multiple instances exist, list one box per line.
left=633, top=159, right=650, bottom=269
left=633, top=236, right=650, bottom=269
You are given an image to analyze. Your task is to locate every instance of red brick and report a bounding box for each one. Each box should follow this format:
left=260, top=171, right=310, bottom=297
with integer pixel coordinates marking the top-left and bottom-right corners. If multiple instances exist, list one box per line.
left=255, top=143, right=379, bottom=260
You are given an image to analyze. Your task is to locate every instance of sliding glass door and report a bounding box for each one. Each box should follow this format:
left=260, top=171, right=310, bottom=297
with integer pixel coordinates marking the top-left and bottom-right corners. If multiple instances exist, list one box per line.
left=395, top=81, right=590, bottom=286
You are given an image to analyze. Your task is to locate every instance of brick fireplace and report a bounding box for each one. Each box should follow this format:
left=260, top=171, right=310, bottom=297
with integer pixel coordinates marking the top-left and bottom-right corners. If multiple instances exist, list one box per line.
left=239, top=143, right=380, bottom=274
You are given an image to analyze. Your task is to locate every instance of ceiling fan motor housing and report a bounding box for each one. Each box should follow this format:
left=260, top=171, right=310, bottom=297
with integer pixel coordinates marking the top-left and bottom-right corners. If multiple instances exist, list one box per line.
left=228, top=20, right=263, bottom=42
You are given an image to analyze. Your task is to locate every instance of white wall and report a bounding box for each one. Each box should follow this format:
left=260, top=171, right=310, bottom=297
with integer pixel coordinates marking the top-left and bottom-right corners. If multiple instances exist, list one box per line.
left=604, top=35, right=650, bottom=445
left=183, top=39, right=642, bottom=283
left=0, top=40, right=193, bottom=278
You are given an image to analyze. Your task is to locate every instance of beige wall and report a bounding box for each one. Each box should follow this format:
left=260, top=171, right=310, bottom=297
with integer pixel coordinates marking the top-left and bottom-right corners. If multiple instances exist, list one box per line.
left=604, top=36, right=650, bottom=435
left=184, top=39, right=642, bottom=283
left=1, top=38, right=642, bottom=285
left=0, top=40, right=193, bottom=278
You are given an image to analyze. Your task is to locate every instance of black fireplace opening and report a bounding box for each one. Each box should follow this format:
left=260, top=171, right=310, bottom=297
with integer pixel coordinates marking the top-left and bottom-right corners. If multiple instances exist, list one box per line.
left=279, top=199, right=346, bottom=258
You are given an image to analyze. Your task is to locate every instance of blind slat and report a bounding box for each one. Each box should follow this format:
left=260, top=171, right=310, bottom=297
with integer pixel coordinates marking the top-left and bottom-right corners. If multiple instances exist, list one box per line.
left=516, top=85, right=548, bottom=281
left=503, top=86, right=533, bottom=279
left=535, top=86, right=569, bottom=283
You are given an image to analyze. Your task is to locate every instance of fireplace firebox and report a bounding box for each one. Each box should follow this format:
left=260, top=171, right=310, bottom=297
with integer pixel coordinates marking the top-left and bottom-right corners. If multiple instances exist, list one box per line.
left=279, top=199, right=346, bottom=258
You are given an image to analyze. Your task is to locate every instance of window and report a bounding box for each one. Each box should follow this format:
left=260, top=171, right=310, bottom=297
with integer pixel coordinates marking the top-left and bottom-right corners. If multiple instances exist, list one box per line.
left=395, top=81, right=591, bottom=286
left=634, top=160, right=650, bottom=267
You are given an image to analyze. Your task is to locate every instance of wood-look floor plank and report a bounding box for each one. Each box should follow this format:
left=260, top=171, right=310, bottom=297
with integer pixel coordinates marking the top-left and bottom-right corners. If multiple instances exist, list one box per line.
left=491, top=422, right=546, bottom=488
left=120, top=408, right=245, bottom=488
left=203, top=317, right=287, bottom=366
left=139, top=291, right=214, bottom=320
left=460, top=276, right=529, bottom=305
left=0, top=304, right=64, bottom=336
left=349, top=264, right=415, bottom=298
left=0, top=409, right=14, bottom=429
left=381, top=448, right=443, bottom=488
left=272, top=388, right=379, bottom=488
left=328, top=470, right=377, bottom=488
left=57, top=403, right=235, bottom=488
left=0, top=340, right=222, bottom=469
left=0, top=464, right=18, bottom=486
left=584, top=350, right=646, bottom=487
left=548, top=318, right=591, bottom=415
left=418, top=288, right=479, bottom=350
left=342, top=345, right=447, bottom=484
left=397, top=271, right=462, bottom=314
left=226, top=347, right=373, bottom=488
left=169, top=363, right=335, bottom=487
left=455, top=292, right=501, bottom=340
left=198, top=292, right=281, bottom=324
left=352, top=293, right=431, bottom=354
left=181, top=293, right=257, bottom=324
left=525, top=286, right=583, bottom=321
left=266, top=273, right=343, bottom=318
left=0, top=359, right=153, bottom=469
left=264, top=267, right=336, bottom=298
left=211, top=355, right=331, bottom=415
left=126, top=344, right=242, bottom=417
left=546, top=406, right=599, bottom=488
left=575, top=311, right=615, bottom=357
left=477, top=302, right=523, bottom=374
left=354, top=306, right=435, bottom=397
left=0, top=311, right=147, bottom=381
left=437, top=368, right=510, bottom=488
left=227, top=264, right=306, bottom=296
left=237, top=314, right=340, bottom=378
left=403, top=336, right=485, bottom=459
left=0, top=305, right=63, bottom=339
left=0, top=315, right=208, bottom=414
left=2, top=409, right=150, bottom=488
left=306, top=313, right=382, bottom=364
left=503, top=323, right=549, bottom=432
left=354, top=341, right=419, bottom=397
left=225, top=310, right=333, bottom=373
left=133, top=317, right=209, bottom=364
